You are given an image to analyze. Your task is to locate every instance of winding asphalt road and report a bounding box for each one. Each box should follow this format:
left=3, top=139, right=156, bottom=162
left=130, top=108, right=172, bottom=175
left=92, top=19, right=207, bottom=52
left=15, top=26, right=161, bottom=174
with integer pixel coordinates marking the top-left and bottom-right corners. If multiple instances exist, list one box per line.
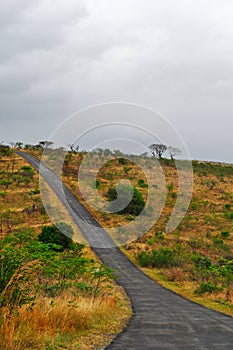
left=16, top=151, right=233, bottom=350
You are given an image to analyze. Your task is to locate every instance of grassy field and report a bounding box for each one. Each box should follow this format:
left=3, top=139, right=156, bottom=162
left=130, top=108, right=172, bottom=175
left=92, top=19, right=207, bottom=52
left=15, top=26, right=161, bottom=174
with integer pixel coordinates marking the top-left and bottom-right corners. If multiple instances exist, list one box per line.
left=46, top=149, right=233, bottom=317
left=3, top=145, right=232, bottom=350
left=0, top=149, right=132, bottom=349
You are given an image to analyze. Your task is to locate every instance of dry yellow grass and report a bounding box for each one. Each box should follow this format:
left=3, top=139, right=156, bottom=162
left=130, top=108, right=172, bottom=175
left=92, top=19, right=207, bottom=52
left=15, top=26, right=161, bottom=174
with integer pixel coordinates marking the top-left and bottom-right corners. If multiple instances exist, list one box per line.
left=0, top=289, right=131, bottom=350
left=0, top=151, right=132, bottom=349
left=57, top=152, right=233, bottom=316
left=19, top=150, right=233, bottom=315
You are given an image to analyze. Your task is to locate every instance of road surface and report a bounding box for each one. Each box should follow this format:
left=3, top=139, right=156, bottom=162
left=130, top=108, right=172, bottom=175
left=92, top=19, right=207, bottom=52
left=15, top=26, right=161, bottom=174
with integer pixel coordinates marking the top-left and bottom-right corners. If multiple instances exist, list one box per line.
left=16, top=151, right=233, bottom=350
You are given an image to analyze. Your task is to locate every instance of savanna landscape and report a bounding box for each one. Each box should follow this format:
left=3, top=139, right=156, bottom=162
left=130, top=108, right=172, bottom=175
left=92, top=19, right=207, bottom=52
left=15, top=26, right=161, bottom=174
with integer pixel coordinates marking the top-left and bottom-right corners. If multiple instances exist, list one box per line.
left=0, top=145, right=131, bottom=349
left=0, top=142, right=233, bottom=349
left=2, top=1, right=233, bottom=348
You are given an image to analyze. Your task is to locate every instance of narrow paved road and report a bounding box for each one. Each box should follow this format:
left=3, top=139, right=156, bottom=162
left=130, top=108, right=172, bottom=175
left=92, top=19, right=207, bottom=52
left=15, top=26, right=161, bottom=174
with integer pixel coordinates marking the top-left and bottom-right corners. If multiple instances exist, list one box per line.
left=17, top=151, right=233, bottom=350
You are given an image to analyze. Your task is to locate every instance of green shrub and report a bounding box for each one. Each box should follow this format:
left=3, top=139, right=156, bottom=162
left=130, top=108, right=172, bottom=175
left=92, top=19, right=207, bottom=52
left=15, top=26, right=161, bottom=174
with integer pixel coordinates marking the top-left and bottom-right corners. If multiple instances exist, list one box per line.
left=167, top=183, right=174, bottom=192
left=118, top=158, right=128, bottom=165
left=138, top=179, right=148, bottom=188
left=190, top=202, right=199, bottom=210
left=224, top=212, right=233, bottom=220
left=212, top=236, right=224, bottom=246
left=0, top=146, right=12, bottom=156
left=151, top=248, right=175, bottom=267
left=194, top=282, right=221, bottom=295
left=20, top=165, right=35, bottom=179
left=139, top=248, right=176, bottom=268
left=221, top=231, right=230, bottom=239
left=38, top=223, right=73, bottom=251
left=0, top=246, right=25, bottom=293
left=29, top=188, right=40, bottom=195
left=20, top=165, right=35, bottom=174
left=0, top=180, right=12, bottom=189
left=154, top=231, right=165, bottom=241
left=106, top=184, right=145, bottom=216
left=138, top=251, right=151, bottom=267
left=124, top=166, right=131, bottom=174
left=191, top=254, right=212, bottom=269
left=147, top=238, right=156, bottom=246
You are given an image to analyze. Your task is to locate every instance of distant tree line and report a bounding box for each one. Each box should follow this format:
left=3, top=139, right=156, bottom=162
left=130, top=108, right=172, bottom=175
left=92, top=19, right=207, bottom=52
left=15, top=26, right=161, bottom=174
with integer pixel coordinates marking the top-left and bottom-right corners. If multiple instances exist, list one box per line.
left=0, top=140, right=181, bottom=160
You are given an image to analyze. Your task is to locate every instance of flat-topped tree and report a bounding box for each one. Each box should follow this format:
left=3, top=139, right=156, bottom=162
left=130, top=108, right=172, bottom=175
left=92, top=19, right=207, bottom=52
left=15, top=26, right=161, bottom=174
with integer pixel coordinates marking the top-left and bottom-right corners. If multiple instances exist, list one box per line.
left=39, top=141, right=54, bottom=149
left=16, top=142, right=23, bottom=149
left=149, top=144, right=167, bottom=159
left=168, top=146, right=181, bottom=160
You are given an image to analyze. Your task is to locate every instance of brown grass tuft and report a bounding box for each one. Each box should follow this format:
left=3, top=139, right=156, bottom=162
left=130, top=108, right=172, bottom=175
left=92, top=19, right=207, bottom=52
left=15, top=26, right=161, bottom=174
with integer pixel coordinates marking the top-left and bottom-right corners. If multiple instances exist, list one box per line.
left=0, top=290, right=131, bottom=350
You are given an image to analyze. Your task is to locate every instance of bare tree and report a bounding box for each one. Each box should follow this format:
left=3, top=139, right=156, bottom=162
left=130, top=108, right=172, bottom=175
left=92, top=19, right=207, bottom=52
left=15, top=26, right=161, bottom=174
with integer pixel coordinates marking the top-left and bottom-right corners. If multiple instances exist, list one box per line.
left=9, top=142, right=17, bottom=149
left=149, top=144, right=167, bottom=159
left=95, top=148, right=104, bottom=158
left=67, top=143, right=79, bottom=153
left=168, top=146, right=181, bottom=160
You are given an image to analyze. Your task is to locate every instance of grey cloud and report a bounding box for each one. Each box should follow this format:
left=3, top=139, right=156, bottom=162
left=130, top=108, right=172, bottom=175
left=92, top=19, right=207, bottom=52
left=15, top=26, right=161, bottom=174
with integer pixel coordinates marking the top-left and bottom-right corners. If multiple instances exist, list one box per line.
left=0, top=0, right=233, bottom=162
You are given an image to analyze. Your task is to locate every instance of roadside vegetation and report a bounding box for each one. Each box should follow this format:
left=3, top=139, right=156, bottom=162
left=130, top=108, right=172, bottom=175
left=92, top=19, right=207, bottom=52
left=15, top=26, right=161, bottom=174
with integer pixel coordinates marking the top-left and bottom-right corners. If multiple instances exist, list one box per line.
left=3, top=142, right=233, bottom=319
left=41, top=146, right=233, bottom=317
left=0, top=146, right=131, bottom=350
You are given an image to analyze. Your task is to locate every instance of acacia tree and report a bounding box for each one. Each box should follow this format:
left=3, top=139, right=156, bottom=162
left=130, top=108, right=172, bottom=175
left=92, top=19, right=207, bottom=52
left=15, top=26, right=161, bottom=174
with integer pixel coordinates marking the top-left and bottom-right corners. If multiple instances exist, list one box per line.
left=39, top=141, right=54, bottom=149
left=168, top=146, right=181, bottom=160
left=149, top=144, right=167, bottom=159
left=16, top=142, right=23, bottom=149
left=103, top=148, right=111, bottom=157
left=95, top=148, right=104, bottom=158
left=9, top=142, right=17, bottom=149
left=67, top=143, right=79, bottom=153
left=24, top=144, right=33, bottom=150
left=113, top=149, right=123, bottom=157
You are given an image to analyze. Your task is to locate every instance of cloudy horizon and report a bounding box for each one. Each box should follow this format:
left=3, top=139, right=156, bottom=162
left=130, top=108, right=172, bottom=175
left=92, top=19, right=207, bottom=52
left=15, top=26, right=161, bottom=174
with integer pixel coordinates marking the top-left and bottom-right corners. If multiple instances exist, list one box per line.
left=1, top=0, right=233, bottom=163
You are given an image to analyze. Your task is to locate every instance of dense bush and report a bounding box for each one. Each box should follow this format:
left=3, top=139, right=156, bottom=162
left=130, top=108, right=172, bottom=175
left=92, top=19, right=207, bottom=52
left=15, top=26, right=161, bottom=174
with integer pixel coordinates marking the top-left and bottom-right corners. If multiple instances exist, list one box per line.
left=0, top=227, right=114, bottom=308
left=0, top=146, right=12, bottom=156
left=118, top=158, right=128, bottom=165
left=138, top=179, right=148, bottom=188
left=194, top=282, right=221, bottom=295
left=221, top=231, right=230, bottom=239
left=191, top=254, right=212, bottom=269
left=139, top=248, right=176, bottom=268
left=38, top=223, right=73, bottom=251
left=192, top=160, right=233, bottom=178
left=106, top=184, right=145, bottom=216
left=19, top=165, right=35, bottom=179
left=224, top=212, right=233, bottom=220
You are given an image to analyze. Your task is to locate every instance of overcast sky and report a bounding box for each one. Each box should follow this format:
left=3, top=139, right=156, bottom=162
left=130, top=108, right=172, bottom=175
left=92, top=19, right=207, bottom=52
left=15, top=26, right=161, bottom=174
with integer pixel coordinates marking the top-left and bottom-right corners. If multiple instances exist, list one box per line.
left=0, top=0, right=233, bottom=162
